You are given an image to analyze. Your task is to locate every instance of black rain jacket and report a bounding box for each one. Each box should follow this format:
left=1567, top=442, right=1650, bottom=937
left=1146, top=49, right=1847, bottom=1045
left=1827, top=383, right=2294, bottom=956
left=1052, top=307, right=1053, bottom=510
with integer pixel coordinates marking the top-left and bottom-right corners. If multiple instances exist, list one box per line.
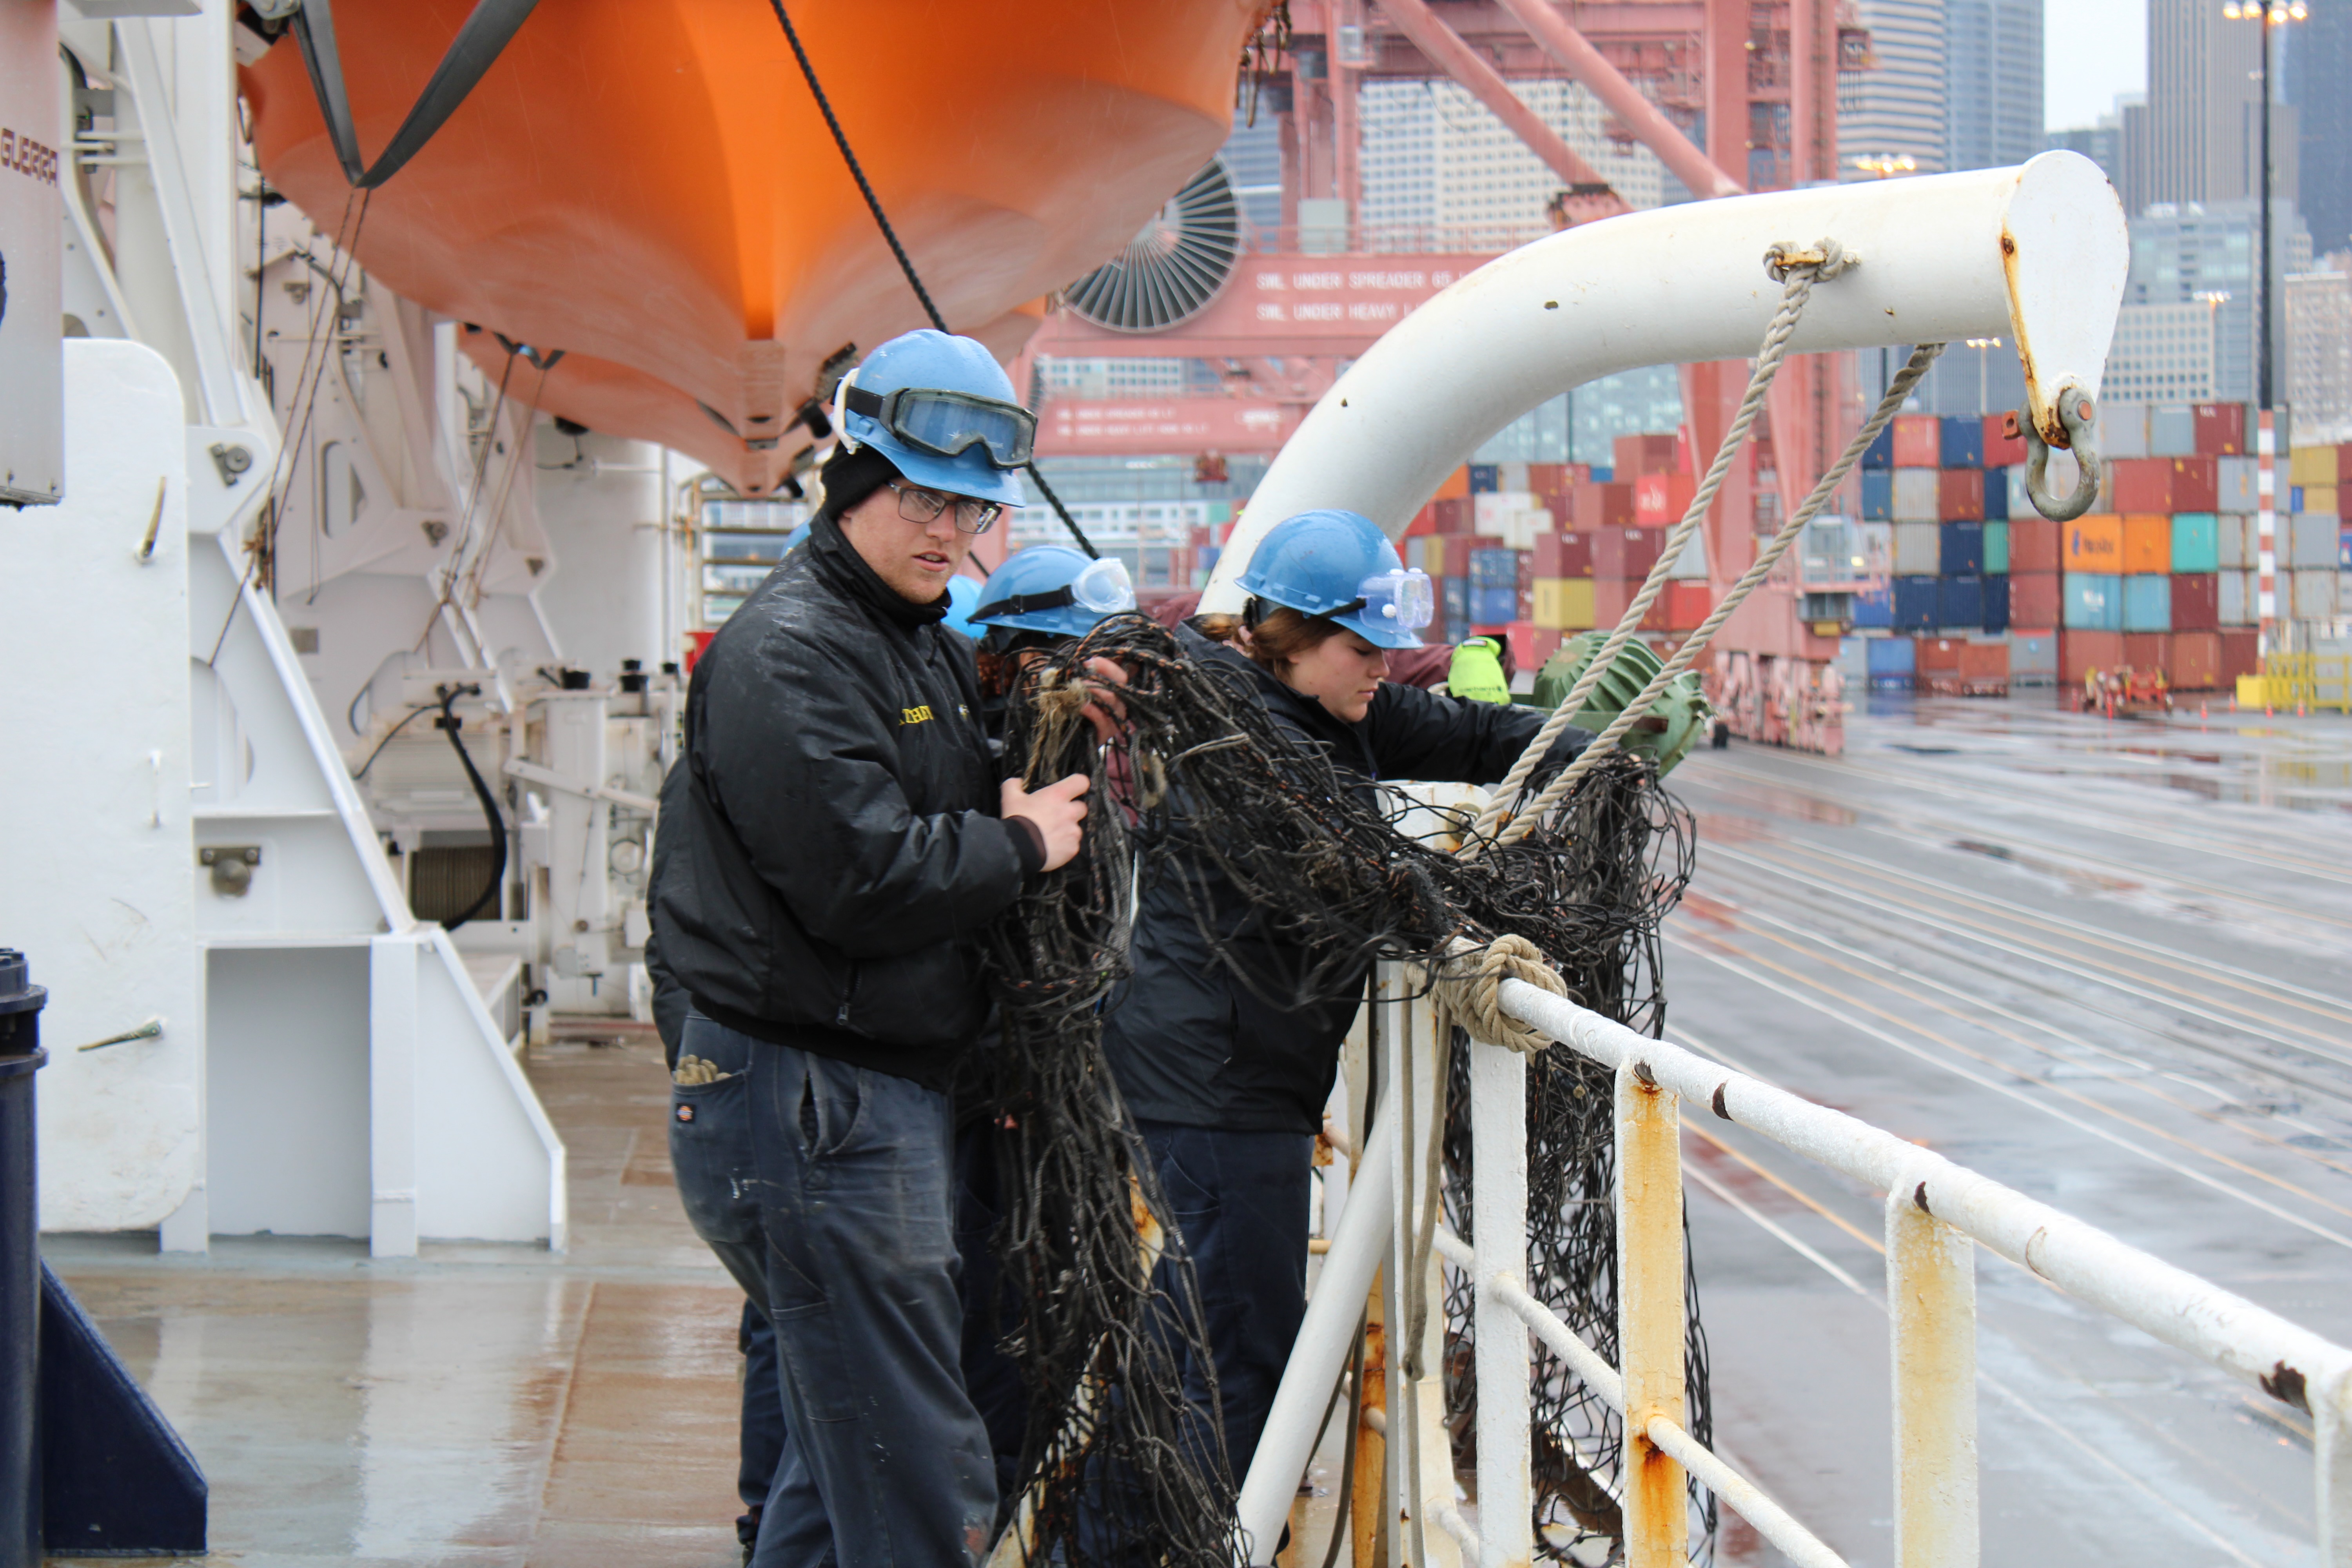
left=649, top=515, right=1029, bottom=1089
left=1100, top=622, right=1591, bottom=1134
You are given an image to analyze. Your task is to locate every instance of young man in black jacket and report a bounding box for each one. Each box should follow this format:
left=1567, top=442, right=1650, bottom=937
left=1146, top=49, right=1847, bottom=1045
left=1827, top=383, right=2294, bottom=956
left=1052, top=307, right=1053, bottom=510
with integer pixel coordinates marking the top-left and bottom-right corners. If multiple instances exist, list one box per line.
left=651, top=330, right=1097, bottom=1566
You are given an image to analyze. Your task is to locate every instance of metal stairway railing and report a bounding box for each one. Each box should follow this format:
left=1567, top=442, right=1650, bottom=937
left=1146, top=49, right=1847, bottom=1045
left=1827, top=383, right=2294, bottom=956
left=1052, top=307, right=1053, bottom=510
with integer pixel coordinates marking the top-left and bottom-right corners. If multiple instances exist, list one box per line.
left=1241, top=962, right=2352, bottom=1567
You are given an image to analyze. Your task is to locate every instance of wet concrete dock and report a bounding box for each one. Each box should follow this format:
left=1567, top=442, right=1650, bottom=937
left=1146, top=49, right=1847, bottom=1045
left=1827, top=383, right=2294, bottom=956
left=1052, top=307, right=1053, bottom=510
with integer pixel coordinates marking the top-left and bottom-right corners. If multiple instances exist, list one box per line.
left=41, top=693, right=2352, bottom=1565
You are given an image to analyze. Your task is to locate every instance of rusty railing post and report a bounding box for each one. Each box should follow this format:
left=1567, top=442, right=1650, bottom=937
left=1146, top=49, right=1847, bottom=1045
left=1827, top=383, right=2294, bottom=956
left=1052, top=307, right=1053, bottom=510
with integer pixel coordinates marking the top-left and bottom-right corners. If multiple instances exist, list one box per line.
left=1388, top=983, right=1461, bottom=1568
left=1470, top=1036, right=1532, bottom=1568
left=1615, top=1058, right=1686, bottom=1566
left=1887, top=1180, right=1978, bottom=1568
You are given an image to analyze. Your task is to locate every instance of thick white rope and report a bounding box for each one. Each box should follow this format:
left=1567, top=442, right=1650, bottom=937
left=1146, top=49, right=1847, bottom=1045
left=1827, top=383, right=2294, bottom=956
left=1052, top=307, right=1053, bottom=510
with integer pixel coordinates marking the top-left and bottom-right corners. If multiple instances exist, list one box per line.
left=1460, top=240, right=1855, bottom=850
left=1488, top=337, right=1945, bottom=846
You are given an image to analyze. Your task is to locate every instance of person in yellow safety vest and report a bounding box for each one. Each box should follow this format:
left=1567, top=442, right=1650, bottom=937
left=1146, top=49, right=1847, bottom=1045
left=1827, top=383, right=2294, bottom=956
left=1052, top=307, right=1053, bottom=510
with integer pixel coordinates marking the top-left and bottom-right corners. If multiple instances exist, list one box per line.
left=1448, top=635, right=1513, bottom=704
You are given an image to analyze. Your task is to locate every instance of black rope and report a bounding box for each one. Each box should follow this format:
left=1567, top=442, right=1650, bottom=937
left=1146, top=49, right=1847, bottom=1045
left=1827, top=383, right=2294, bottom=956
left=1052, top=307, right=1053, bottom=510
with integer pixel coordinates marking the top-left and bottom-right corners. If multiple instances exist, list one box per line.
left=764, top=0, right=1100, bottom=559
left=433, top=684, right=508, bottom=929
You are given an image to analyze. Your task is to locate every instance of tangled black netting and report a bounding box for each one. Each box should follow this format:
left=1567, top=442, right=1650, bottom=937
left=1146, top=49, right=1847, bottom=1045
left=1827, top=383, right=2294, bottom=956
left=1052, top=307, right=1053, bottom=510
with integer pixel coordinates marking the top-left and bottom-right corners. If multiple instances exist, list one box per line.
left=962, top=613, right=1706, bottom=1564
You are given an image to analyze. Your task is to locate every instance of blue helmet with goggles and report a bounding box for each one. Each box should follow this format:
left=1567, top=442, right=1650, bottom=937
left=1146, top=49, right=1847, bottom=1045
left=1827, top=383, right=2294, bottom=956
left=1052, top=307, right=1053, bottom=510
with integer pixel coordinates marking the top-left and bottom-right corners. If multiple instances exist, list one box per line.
left=1236, top=509, right=1432, bottom=650
left=831, top=330, right=1034, bottom=508
left=971, top=546, right=1136, bottom=643
left=941, top=573, right=985, bottom=640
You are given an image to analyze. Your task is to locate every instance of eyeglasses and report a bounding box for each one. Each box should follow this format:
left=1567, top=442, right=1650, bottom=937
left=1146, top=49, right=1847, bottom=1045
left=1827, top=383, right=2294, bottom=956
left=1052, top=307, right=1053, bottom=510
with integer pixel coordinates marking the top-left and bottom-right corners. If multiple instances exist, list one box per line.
left=888, top=480, right=1002, bottom=535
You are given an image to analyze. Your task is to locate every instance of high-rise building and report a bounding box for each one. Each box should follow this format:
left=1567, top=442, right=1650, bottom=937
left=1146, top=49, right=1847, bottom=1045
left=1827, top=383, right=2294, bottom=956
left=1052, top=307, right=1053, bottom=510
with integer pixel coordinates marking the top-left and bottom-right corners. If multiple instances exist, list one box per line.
left=1356, top=78, right=1675, bottom=251
left=2126, top=199, right=2314, bottom=402
left=2287, top=262, right=2352, bottom=442
left=2286, top=8, right=2352, bottom=253
left=1943, top=0, right=2043, bottom=172
left=2146, top=0, right=2265, bottom=204
left=1838, top=0, right=1945, bottom=179
left=2047, top=95, right=2154, bottom=215
left=2103, top=301, right=2225, bottom=403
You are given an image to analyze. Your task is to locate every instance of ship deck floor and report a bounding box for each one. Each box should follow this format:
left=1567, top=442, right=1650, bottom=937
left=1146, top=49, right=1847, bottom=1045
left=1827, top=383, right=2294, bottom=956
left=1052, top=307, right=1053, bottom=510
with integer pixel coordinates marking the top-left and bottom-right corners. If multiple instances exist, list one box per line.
left=44, top=690, right=2352, bottom=1565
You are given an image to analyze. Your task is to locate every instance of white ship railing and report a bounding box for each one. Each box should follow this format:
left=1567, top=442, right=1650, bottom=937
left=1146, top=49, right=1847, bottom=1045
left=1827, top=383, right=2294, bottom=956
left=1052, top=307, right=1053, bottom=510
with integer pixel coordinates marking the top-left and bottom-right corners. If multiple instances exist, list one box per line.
left=1240, top=965, right=2352, bottom=1567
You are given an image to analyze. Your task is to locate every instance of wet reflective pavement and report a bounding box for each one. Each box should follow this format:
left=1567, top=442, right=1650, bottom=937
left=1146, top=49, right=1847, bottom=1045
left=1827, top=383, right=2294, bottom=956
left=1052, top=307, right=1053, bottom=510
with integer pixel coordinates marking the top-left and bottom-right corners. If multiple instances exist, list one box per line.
left=48, top=1030, right=752, bottom=1567
left=1668, top=694, right=2352, bottom=1565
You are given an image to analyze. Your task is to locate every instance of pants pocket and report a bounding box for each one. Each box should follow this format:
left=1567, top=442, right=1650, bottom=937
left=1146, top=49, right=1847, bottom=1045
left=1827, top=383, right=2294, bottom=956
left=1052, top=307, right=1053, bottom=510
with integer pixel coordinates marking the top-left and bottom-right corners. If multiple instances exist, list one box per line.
left=797, top=1054, right=867, bottom=1161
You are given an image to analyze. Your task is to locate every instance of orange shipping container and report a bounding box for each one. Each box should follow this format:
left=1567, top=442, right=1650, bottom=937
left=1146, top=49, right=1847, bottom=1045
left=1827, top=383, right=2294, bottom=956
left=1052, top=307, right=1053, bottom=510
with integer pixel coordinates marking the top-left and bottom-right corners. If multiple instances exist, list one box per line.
left=2120, top=514, right=2172, bottom=574
left=1431, top=466, right=1472, bottom=501
left=1916, top=636, right=1967, bottom=672
left=1633, top=472, right=1697, bottom=524
left=1662, top=581, right=1710, bottom=631
left=2063, top=514, right=2123, bottom=570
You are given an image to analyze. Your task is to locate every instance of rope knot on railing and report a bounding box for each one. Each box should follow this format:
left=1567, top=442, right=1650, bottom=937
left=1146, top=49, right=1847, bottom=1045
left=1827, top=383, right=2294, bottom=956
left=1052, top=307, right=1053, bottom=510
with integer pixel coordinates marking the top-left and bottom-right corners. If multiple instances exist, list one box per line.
left=1763, top=236, right=1856, bottom=282
left=1438, top=934, right=1574, bottom=1055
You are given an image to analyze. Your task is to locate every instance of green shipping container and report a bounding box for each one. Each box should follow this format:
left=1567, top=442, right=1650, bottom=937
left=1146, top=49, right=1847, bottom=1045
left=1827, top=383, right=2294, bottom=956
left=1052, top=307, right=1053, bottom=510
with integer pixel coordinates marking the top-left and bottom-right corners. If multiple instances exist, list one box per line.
left=2170, top=512, right=2219, bottom=573
left=1982, top=520, right=2009, bottom=574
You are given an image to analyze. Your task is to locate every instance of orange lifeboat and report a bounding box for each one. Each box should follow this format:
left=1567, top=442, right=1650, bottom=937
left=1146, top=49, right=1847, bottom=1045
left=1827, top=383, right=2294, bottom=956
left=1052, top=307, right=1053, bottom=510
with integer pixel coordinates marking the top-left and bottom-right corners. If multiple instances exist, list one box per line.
left=242, top=0, right=1264, bottom=492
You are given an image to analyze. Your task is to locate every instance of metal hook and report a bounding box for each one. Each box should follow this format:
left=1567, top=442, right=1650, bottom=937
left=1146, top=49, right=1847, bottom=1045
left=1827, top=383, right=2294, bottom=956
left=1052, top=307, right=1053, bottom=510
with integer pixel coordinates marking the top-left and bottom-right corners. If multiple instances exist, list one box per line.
left=2020, top=383, right=2100, bottom=521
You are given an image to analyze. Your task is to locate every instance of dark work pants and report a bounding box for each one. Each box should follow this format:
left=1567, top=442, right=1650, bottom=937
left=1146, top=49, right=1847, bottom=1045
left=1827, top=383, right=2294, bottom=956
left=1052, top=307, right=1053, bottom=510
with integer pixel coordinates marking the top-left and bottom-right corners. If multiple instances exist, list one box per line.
left=1137, top=1120, right=1316, bottom=1490
left=951, top=1123, right=1030, bottom=1513
left=671, top=1016, right=789, bottom=1553
left=743, top=1032, right=997, bottom=1568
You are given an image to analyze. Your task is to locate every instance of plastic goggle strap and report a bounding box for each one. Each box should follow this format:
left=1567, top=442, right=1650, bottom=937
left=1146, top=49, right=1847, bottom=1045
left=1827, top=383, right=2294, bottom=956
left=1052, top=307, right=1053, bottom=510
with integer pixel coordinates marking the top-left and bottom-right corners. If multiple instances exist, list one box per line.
left=972, top=585, right=1077, bottom=622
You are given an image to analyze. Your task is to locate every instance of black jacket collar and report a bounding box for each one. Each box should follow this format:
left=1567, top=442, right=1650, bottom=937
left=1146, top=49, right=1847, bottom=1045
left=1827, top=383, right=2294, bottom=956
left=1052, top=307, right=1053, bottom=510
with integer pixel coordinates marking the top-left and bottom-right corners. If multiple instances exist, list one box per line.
left=809, top=513, right=948, bottom=633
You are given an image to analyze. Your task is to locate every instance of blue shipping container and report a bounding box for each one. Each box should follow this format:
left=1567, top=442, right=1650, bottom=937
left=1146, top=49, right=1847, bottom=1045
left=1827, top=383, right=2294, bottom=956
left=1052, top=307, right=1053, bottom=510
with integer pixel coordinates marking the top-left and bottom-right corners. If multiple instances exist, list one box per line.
left=1469, top=584, right=1518, bottom=626
left=1469, top=464, right=1500, bottom=494
left=2170, top=512, right=2219, bottom=573
left=1981, top=573, right=2010, bottom=633
left=1852, top=587, right=1894, bottom=628
left=2063, top=572, right=2122, bottom=630
left=1982, top=465, right=2009, bottom=520
left=1469, top=548, right=1517, bottom=587
left=1442, top=578, right=1469, bottom=630
left=1862, top=469, right=1895, bottom=521
left=1983, top=520, right=2010, bottom=574
left=1893, top=575, right=1938, bottom=630
left=1862, top=425, right=1895, bottom=470
left=2122, top=573, right=2171, bottom=632
left=1865, top=635, right=1915, bottom=685
left=1938, top=574, right=1984, bottom=629
left=1939, top=520, right=1985, bottom=576
left=1939, top=415, right=1984, bottom=470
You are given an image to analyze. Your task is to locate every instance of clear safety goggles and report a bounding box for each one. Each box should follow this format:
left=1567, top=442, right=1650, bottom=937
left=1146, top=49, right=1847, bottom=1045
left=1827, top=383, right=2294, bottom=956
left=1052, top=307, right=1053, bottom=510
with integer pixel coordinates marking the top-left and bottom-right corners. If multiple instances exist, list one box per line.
left=1339, top=567, right=1435, bottom=631
left=841, top=382, right=1038, bottom=468
left=973, top=555, right=1135, bottom=623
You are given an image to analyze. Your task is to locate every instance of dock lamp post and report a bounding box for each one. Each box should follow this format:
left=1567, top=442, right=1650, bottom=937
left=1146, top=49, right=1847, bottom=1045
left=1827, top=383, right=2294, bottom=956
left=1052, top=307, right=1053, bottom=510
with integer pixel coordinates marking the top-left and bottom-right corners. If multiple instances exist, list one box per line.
left=2221, top=0, right=2305, bottom=645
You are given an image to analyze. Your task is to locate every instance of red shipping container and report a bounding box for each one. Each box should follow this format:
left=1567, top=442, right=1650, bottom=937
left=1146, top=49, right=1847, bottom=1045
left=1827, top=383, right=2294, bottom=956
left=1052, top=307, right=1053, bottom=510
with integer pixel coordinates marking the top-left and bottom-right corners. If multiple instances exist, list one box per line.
left=2009, top=516, right=2060, bottom=573
left=1958, top=641, right=2010, bottom=692
left=1595, top=576, right=1631, bottom=626
left=2061, top=630, right=2124, bottom=684
left=2107, top=458, right=2173, bottom=512
left=1570, top=482, right=1635, bottom=530
left=1916, top=635, right=1966, bottom=673
left=2171, top=631, right=2221, bottom=689
left=2193, top=403, right=2246, bottom=456
left=1982, top=412, right=2029, bottom=466
left=1404, top=505, right=1437, bottom=537
left=2009, top=571, right=2061, bottom=627
left=1662, top=582, right=1710, bottom=631
left=2220, top=628, right=2260, bottom=683
left=1891, top=414, right=1940, bottom=467
left=1592, top=526, right=1666, bottom=580
left=2171, top=572, right=2219, bottom=631
left=1533, top=531, right=1595, bottom=577
left=2168, top=456, right=2219, bottom=512
left=1937, top=469, right=1985, bottom=521
left=2122, top=632, right=2170, bottom=674
left=1433, top=496, right=1473, bottom=534
left=1614, top=433, right=1681, bottom=478
left=1633, top=471, right=1697, bottom=524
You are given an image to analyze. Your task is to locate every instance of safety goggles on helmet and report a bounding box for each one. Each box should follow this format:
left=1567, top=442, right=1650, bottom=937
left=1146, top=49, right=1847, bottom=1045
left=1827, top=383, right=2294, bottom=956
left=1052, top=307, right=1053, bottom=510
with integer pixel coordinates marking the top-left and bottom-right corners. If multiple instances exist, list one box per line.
left=973, top=555, right=1135, bottom=623
left=841, top=383, right=1037, bottom=469
left=1331, top=567, right=1435, bottom=633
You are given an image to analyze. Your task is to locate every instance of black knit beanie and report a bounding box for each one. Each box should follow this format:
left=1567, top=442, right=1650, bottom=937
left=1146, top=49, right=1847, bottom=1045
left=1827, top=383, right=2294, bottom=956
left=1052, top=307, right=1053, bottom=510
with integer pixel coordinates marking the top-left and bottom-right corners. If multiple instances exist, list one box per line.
left=813, top=444, right=901, bottom=526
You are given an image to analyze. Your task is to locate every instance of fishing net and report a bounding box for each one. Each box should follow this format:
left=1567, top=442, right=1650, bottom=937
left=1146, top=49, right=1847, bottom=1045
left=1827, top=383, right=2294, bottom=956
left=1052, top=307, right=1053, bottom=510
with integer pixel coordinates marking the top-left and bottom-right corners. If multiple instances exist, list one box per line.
left=967, top=613, right=1705, bottom=1565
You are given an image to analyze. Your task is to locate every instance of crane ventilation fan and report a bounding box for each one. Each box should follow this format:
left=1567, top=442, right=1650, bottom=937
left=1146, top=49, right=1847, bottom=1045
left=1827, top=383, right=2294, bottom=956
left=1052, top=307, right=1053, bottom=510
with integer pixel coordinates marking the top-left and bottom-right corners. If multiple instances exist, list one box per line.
left=1062, top=160, right=1241, bottom=333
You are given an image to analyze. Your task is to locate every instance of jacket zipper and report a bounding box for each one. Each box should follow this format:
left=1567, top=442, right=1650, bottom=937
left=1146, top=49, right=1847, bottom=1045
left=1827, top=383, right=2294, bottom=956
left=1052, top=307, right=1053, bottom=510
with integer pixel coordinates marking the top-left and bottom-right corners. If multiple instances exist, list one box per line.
left=836, top=960, right=859, bottom=1028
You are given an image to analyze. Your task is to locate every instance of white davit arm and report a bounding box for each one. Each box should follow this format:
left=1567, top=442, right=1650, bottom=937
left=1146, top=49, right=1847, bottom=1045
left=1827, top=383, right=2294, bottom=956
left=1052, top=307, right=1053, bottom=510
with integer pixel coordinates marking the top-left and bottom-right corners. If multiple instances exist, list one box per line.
left=1202, top=150, right=2128, bottom=611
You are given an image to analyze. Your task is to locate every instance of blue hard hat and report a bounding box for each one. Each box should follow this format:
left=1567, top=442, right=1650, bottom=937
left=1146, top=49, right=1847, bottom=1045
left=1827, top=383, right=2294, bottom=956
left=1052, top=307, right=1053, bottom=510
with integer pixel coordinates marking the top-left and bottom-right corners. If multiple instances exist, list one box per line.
left=940, top=574, right=985, bottom=639
left=782, top=523, right=812, bottom=556
left=970, top=545, right=1136, bottom=641
left=1237, top=510, right=1433, bottom=650
left=830, top=329, right=1032, bottom=508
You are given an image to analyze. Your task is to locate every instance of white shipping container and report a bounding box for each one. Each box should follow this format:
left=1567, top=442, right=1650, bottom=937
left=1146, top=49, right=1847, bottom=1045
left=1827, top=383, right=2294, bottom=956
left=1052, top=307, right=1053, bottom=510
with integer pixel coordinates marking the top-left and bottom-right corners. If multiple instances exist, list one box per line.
left=1893, top=521, right=1941, bottom=574
left=2147, top=404, right=2196, bottom=457
left=2101, top=403, right=2150, bottom=459
left=1669, top=528, right=1708, bottom=579
left=2292, top=567, right=2340, bottom=619
left=2218, top=569, right=2256, bottom=625
left=1503, top=509, right=1552, bottom=550
left=2216, top=513, right=2252, bottom=567
left=2009, top=629, right=2058, bottom=682
left=1892, top=468, right=1941, bottom=522
left=1473, top=490, right=1539, bottom=537
left=2218, top=456, right=2257, bottom=512
left=2291, top=512, right=2340, bottom=568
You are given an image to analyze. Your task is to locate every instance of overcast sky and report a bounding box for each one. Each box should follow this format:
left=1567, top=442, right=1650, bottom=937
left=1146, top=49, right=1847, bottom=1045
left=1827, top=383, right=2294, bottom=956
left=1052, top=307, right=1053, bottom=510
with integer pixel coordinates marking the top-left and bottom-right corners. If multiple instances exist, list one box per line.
left=2045, top=0, right=2148, bottom=131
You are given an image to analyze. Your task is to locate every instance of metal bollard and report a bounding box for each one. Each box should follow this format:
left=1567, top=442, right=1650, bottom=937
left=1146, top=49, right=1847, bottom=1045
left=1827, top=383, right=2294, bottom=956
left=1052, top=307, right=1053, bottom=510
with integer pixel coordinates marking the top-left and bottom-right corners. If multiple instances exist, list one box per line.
left=0, top=950, right=49, bottom=1568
